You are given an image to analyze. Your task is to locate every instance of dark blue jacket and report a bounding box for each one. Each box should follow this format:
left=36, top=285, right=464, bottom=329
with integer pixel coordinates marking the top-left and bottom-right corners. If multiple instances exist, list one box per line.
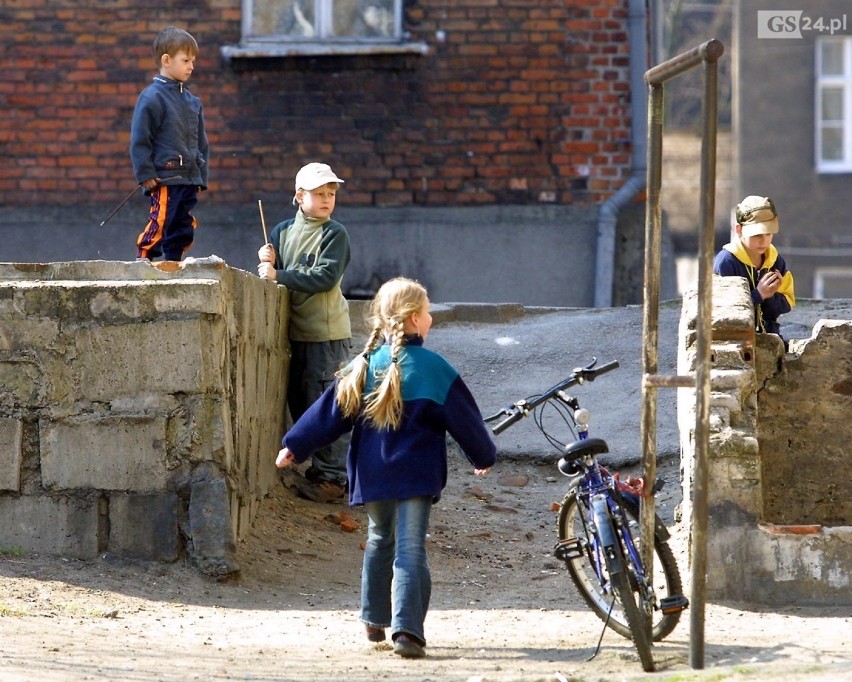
left=283, top=336, right=497, bottom=505
left=713, top=242, right=795, bottom=335
left=130, top=75, right=209, bottom=188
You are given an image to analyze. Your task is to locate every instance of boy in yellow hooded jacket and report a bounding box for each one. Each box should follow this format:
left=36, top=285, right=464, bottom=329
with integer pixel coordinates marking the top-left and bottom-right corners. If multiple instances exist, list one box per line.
left=713, top=195, right=795, bottom=337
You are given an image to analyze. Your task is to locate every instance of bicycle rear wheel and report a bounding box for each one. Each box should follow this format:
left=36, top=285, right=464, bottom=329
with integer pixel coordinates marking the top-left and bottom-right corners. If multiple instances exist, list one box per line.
left=557, top=489, right=683, bottom=641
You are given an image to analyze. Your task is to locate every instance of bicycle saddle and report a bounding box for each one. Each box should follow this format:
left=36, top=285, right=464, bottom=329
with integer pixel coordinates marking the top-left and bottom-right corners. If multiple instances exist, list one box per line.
left=562, top=437, right=609, bottom=459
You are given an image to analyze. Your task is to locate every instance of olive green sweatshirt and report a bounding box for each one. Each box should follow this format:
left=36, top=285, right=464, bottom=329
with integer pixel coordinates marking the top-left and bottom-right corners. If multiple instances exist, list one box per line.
left=267, top=210, right=351, bottom=342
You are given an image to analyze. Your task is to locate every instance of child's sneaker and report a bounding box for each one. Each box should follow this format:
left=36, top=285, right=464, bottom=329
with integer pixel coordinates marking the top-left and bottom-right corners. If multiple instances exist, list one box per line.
left=392, top=633, right=425, bottom=658
left=296, top=479, right=345, bottom=503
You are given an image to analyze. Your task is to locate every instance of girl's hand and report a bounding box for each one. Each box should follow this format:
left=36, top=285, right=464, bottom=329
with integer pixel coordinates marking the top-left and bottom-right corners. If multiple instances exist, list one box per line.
left=276, top=448, right=296, bottom=469
left=473, top=467, right=491, bottom=476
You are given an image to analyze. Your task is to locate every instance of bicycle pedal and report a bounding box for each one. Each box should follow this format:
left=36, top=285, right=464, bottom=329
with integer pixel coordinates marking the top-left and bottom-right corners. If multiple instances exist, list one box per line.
left=554, top=537, right=585, bottom=562
left=659, top=594, right=690, bottom=614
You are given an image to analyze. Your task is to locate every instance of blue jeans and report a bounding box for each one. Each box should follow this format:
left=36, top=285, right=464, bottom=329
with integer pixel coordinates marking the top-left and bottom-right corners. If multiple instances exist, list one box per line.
left=361, top=496, right=432, bottom=644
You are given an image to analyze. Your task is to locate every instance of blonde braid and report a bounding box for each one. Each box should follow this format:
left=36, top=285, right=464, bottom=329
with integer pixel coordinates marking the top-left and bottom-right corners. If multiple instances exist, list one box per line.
left=335, top=325, right=383, bottom=418
left=346, top=277, right=428, bottom=430
left=363, top=317, right=405, bottom=430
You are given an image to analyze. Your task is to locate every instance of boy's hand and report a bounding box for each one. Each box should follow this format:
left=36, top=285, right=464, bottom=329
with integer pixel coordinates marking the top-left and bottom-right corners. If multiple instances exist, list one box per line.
left=757, top=270, right=781, bottom=301
left=276, top=448, right=295, bottom=469
left=257, top=263, right=276, bottom=280
left=258, top=244, right=275, bottom=263
left=142, top=178, right=160, bottom=190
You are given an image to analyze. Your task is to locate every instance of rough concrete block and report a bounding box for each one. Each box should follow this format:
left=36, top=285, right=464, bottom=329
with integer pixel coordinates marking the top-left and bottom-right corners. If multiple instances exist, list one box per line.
left=710, top=367, right=755, bottom=391
left=78, top=281, right=223, bottom=322
left=0, top=316, right=60, bottom=352
left=108, top=493, right=181, bottom=562
left=0, top=355, right=41, bottom=405
left=0, top=417, right=23, bottom=491
left=0, top=494, right=100, bottom=558
left=0, top=261, right=289, bottom=570
left=150, top=280, right=223, bottom=315
left=41, top=415, right=169, bottom=491
left=74, top=320, right=208, bottom=400
left=187, top=472, right=238, bottom=578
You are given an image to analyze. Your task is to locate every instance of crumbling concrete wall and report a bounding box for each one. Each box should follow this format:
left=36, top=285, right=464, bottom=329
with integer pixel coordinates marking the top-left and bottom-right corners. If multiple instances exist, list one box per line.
left=760, top=320, right=852, bottom=526
left=678, top=277, right=851, bottom=604
left=0, top=259, right=288, bottom=577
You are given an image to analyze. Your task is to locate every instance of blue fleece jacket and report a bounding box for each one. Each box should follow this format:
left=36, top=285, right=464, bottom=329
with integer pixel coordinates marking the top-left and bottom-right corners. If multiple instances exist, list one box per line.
left=282, top=336, right=497, bottom=506
left=130, top=75, right=209, bottom=188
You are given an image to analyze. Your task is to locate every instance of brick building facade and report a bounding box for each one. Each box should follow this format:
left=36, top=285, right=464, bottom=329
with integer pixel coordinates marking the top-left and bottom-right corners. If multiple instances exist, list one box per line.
left=1, top=0, right=634, bottom=209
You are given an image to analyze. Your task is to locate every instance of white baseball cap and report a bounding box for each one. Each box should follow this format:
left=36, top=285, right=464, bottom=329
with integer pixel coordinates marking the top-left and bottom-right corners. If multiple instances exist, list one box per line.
left=294, top=162, right=345, bottom=192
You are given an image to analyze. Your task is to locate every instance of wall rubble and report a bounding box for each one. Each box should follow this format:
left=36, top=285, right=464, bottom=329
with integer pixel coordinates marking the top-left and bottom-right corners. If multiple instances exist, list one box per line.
left=678, top=276, right=851, bottom=604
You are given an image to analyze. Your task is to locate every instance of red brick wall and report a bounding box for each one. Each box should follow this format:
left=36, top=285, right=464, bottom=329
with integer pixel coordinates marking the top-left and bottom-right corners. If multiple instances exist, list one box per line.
left=0, top=0, right=634, bottom=207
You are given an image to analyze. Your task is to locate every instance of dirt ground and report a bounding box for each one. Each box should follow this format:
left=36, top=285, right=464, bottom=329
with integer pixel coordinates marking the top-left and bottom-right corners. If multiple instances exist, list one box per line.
left=0, top=452, right=850, bottom=682
left=2, top=300, right=851, bottom=681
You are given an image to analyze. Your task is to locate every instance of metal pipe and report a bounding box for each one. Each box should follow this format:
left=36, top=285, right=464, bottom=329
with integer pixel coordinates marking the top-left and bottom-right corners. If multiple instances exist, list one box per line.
left=638, top=79, right=664, bottom=642
left=640, top=36, right=724, bottom=670
left=594, top=0, right=650, bottom=308
left=643, top=374, right=695, bottom=388
left=689, top=49, right=721, bottom=671
left=645, top=39, right=724, bottom=85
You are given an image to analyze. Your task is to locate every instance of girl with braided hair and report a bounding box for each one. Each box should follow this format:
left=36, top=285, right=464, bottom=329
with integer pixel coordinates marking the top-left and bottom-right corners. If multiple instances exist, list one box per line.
left=276, top=277, right=496, bottom=658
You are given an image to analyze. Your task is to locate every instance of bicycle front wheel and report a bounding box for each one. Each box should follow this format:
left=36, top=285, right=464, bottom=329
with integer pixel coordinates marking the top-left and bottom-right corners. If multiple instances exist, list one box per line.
left=606, top=536, right=655, bottom=671
left=557, top=489, right=683, bottom=641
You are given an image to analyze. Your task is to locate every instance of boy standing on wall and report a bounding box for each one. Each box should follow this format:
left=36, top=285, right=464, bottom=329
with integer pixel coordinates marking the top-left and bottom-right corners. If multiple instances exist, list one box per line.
left=130, top=27, right=209, bottom=262
left=258, top=163, right=351, bottom=503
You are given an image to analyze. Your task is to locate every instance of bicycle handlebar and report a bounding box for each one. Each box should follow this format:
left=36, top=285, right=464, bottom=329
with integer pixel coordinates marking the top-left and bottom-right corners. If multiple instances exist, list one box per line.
left=484, top=358, right=619, bottom=435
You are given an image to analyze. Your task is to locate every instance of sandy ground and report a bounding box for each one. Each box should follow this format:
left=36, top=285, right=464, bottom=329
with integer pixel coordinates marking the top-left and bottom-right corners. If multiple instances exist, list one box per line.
left=0, top=454, right=850, bottom=682
left=1, top=300, right=851, bottom=681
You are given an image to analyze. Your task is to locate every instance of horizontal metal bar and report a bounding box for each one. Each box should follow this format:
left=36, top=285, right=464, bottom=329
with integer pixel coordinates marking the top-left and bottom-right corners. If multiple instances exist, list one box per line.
left=644, top=38, right=724, bottom=85
left=643, top=374, right=695, bottom=388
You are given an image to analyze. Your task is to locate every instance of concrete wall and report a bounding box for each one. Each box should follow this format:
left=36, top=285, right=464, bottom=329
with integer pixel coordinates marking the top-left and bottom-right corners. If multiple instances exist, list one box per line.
left=0, top=259, right=289, bottom=577
left=0, top=204, right=676, bottom=309
left=678, top=277, right=851, bottom=604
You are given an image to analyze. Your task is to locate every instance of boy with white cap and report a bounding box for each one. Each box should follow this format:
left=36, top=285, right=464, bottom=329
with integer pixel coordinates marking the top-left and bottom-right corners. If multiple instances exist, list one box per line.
left=713, top=194, right=796, bottom=338
left=258, top=162, right=351, bottom=502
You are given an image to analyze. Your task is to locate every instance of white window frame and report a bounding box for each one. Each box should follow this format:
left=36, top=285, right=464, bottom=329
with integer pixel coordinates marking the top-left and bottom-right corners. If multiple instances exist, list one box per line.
left=816, top=37, right=852, bottom=172
left=814, top=266, right=852, bottom=298
left=222, top=0, right=429, bottom=59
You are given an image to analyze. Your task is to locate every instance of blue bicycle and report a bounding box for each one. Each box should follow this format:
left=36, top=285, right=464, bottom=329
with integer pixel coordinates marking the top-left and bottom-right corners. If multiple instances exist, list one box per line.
left=484, top=359, right=688, bottom=672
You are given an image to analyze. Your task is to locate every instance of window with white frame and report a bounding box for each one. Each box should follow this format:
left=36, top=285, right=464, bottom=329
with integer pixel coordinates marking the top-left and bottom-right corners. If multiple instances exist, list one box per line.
left=251, top=0, right=398, bottom=41
left=816, top=37, right=852, bottom=172
left=223, top=0, right=428, bottom=58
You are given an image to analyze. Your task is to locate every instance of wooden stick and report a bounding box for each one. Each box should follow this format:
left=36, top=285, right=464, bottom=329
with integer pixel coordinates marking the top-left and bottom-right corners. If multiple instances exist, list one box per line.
left=258, top=199, right=269, bottom=244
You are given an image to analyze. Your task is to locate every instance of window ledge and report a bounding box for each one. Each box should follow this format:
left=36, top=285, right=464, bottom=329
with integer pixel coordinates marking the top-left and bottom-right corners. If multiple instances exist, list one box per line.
left=817, top=164, right=852, bottom=174
left=221, top=40, right=430, bottom=61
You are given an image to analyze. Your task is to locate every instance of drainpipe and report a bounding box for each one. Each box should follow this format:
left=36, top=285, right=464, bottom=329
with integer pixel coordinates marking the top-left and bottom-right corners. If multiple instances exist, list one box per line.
left=594, top=0, right=650, bottom=308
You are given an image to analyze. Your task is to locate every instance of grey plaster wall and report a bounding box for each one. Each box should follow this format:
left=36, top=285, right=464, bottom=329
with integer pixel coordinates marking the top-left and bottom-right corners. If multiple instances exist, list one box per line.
left=0, top=203, right=675, bottom=308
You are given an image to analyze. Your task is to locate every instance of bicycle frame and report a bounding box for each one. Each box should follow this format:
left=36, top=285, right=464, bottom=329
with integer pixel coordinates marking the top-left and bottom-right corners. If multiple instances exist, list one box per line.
left=572, top=460, right=653, bottom=612
left=486, top=358, right=688, bottom=670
